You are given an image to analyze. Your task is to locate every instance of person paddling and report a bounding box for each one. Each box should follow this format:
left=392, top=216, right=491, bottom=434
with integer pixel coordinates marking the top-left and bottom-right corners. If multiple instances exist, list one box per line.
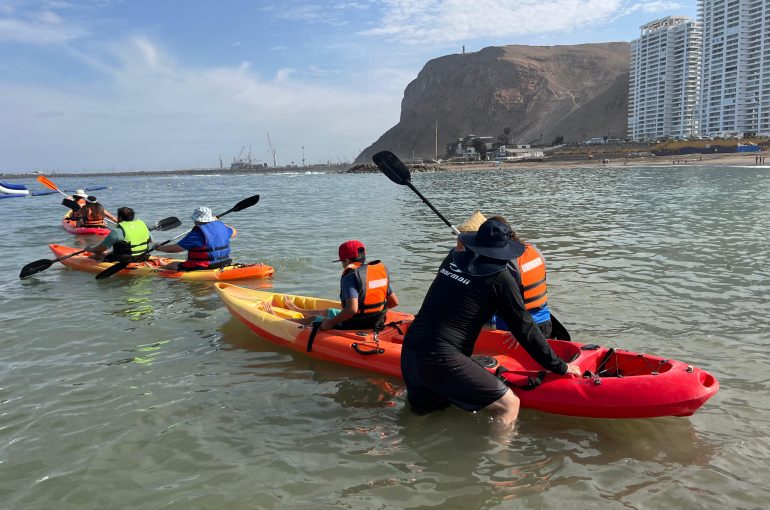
left=280, top=240, right=400, bottom=331
left=70, top=189, right=87, bottom=208
left=87, top=207, right=152, bottom=262
left=73, top=195, right=118, bottom=228
left=458, top=211, right=554, bottom=338
left=400, top=217, right=581, bottom=427
left=155, top=206, right=237, bottom=271
left=63, top=190, right=88, bottom=227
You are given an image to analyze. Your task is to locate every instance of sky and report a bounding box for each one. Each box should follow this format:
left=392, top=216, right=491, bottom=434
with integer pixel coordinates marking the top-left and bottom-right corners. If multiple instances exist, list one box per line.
left=0, top=0, right=696, bottom=173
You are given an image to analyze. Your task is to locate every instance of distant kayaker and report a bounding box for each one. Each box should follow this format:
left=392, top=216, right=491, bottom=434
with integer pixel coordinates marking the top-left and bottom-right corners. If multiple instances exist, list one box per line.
left=400, top=217, right=581, bottom=427
left=280, top=240, right=400, bottom=331
left=156, top=206, right=237, bottom=271
left=458, top=211, right=553, bottom=338
left=87, top=207, right=152, bottom=262
left=72, top=195, right=117, bottom=228
left=69, top=189, right=88, bottom=208
left=63, top=190, right=88, bottom=226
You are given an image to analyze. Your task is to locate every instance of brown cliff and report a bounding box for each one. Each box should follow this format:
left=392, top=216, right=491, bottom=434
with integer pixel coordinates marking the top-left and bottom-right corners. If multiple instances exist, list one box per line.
left=357, top=42, right=630, bottom=162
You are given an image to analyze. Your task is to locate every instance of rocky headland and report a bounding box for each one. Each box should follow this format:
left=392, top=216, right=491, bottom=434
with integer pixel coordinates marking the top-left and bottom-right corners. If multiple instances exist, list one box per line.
left=357, top=42, right=630, bottom=163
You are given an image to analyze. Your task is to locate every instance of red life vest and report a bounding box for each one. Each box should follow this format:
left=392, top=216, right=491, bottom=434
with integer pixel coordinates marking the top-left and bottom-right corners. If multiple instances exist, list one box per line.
left=516, top=243, right=548, bottom=310
left=342, top=260, right=389, bottom=317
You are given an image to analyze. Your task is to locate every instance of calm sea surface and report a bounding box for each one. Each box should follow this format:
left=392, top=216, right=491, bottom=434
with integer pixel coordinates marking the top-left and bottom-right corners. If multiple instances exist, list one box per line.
left=1, top=165, right=768, bottom=509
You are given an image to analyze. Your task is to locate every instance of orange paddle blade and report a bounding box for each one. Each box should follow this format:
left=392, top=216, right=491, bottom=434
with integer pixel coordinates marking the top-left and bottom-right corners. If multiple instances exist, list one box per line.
left=36, top=175, right=60, bottom=191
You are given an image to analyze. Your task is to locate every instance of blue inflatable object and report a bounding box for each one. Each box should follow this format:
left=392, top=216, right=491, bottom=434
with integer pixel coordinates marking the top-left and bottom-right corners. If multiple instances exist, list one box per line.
left=0, top=179, right=30, bottom=195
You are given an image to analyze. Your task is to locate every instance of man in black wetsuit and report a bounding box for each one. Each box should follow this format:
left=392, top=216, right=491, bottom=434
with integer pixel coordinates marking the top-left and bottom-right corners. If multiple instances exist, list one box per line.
left=400, top=217, right=581, bottom=426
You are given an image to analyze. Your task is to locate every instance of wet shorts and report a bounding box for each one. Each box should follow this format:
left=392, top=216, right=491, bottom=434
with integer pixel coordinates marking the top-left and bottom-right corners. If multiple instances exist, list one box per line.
left=400, top=349, right=508, bottom=413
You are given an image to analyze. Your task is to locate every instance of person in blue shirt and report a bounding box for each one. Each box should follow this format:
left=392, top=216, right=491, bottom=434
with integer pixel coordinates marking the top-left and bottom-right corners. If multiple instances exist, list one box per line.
left=156, top=206, right=237, bottom=271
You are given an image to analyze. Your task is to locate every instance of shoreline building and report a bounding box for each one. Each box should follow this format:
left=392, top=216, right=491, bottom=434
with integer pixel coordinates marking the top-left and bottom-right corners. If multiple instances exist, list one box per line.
left=699, top=0, right=770, bottom=137
left=628, top=17, right=702, bottom=142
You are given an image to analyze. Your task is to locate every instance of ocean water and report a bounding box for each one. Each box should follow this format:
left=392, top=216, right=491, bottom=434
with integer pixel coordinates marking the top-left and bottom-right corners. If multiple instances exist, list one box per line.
left=1, top=165, right=768, bottom=509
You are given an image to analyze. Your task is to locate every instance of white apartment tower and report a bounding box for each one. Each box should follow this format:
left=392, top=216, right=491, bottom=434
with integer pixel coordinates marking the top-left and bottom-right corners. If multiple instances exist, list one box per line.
left=699, top=0, right=770, bottom=137
left=628, top=17, right=702, bottom=141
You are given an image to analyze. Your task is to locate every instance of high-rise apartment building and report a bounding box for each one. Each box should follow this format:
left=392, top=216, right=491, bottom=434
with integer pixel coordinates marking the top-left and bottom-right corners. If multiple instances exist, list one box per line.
left=699, top=0, right=770, bottom=137
left=628, top=17, right=702, bottom=142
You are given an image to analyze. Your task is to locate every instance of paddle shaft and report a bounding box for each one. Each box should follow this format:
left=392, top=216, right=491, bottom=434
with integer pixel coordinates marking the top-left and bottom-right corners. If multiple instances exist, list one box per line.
left=404, top=181, right=461, bottom=235
left=55, top=248, right=88, bottom=263
left=372, top=151, right=460, bottom=235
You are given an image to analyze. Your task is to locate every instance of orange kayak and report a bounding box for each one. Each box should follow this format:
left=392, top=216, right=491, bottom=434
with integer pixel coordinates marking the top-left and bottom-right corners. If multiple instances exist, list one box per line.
left=49, top=244, right=275, bottom=281
left=215, top=284, right=719, bottom=419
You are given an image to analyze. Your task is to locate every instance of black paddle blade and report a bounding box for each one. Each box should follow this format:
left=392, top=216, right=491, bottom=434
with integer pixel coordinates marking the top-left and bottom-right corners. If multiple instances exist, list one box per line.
left=230, top=194, right=260, bottom=214
left=19, top=259, right=54, bottom=279
left=153, top=216, right=181, bottom=231
left=550, top=314, right=572, bottom=341
left=62, top=197, right=81, bottom=211
left=95, top=261, right=130, bottom=280
left=372, top=151, right=410, bottom=185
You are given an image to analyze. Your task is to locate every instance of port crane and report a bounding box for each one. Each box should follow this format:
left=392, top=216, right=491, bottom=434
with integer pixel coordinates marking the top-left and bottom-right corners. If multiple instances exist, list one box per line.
left=266, top=132, right=277, bottom=167
left=234, top=145, right=245, bottom=164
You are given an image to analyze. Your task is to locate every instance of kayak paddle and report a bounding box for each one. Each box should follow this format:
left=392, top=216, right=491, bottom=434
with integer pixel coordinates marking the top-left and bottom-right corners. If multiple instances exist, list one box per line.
left=95, top=194, right=260, bottom=280
left=550, top=314, right=571, bottom=341
left=19, top=216, right=181, bottom=280
left=37, top=175, right=83, bottom=211
left=372, top=150, right=572, bottom=341
left=36, top=174, right=68, bottom=196
left=372, top=151, right=460, bottom=235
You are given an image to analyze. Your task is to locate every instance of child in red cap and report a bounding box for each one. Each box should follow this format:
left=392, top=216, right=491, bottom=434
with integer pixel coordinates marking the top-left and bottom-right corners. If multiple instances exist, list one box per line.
left=280, top=240, right=399, bottom=331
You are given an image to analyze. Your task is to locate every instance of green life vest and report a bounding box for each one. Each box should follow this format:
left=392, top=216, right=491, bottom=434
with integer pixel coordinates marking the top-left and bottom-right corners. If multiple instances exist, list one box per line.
left=116, top=220, right=151, bottom=257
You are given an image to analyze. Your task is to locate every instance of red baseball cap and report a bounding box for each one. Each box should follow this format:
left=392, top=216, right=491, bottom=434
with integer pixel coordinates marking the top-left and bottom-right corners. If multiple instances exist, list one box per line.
left=334, top=240, right=365, bottom=262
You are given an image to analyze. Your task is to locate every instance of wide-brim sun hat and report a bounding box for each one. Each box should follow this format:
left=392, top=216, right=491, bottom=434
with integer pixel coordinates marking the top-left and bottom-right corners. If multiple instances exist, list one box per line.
left=458, top=218, right=525, bottom=260
left=191, top=206, right=215, bottom=223
left=73, top=189, right=87, bottom=198
left=86, top=195, right=98, bottom=203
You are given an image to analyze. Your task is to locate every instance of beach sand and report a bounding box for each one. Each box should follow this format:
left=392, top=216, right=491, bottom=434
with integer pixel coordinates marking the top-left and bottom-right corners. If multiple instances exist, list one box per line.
left=445, top=151, right=769, bottom=172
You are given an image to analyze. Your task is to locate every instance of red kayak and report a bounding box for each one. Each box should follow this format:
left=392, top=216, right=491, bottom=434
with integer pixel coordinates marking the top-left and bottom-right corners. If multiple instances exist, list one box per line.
left=215, top=285, right=719, bottom=419
left=61, top=211, right=110, bottom=236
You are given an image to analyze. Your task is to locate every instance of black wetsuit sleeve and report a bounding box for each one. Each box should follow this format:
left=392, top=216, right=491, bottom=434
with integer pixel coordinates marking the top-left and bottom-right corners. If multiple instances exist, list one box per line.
left=494, top=269, right=567, bottom=375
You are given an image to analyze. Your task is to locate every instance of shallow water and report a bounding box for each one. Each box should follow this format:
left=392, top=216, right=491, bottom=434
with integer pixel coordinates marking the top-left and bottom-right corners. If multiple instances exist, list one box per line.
left=1, top=165, right=768, bottom=509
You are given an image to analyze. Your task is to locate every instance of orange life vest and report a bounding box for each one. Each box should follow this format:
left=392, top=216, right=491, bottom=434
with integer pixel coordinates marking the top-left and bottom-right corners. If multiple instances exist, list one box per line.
left=516, top=243, right=548, bottom=310
left=78, top=203, right=106, bottom=228
left=342, top=260, right=389, bottom=317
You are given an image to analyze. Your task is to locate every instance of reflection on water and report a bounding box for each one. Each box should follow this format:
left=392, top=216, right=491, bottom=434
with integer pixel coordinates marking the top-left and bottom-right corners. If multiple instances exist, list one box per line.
left=0, top=167, right=769, bottom=508
left=106, top=339, right=171, bottom=366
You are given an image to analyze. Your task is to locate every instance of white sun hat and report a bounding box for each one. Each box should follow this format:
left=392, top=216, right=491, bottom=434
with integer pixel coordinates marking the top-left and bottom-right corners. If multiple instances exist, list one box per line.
left=191, top=206, right=215, bottom=223
left=73, top=189, right=87, bottom=198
